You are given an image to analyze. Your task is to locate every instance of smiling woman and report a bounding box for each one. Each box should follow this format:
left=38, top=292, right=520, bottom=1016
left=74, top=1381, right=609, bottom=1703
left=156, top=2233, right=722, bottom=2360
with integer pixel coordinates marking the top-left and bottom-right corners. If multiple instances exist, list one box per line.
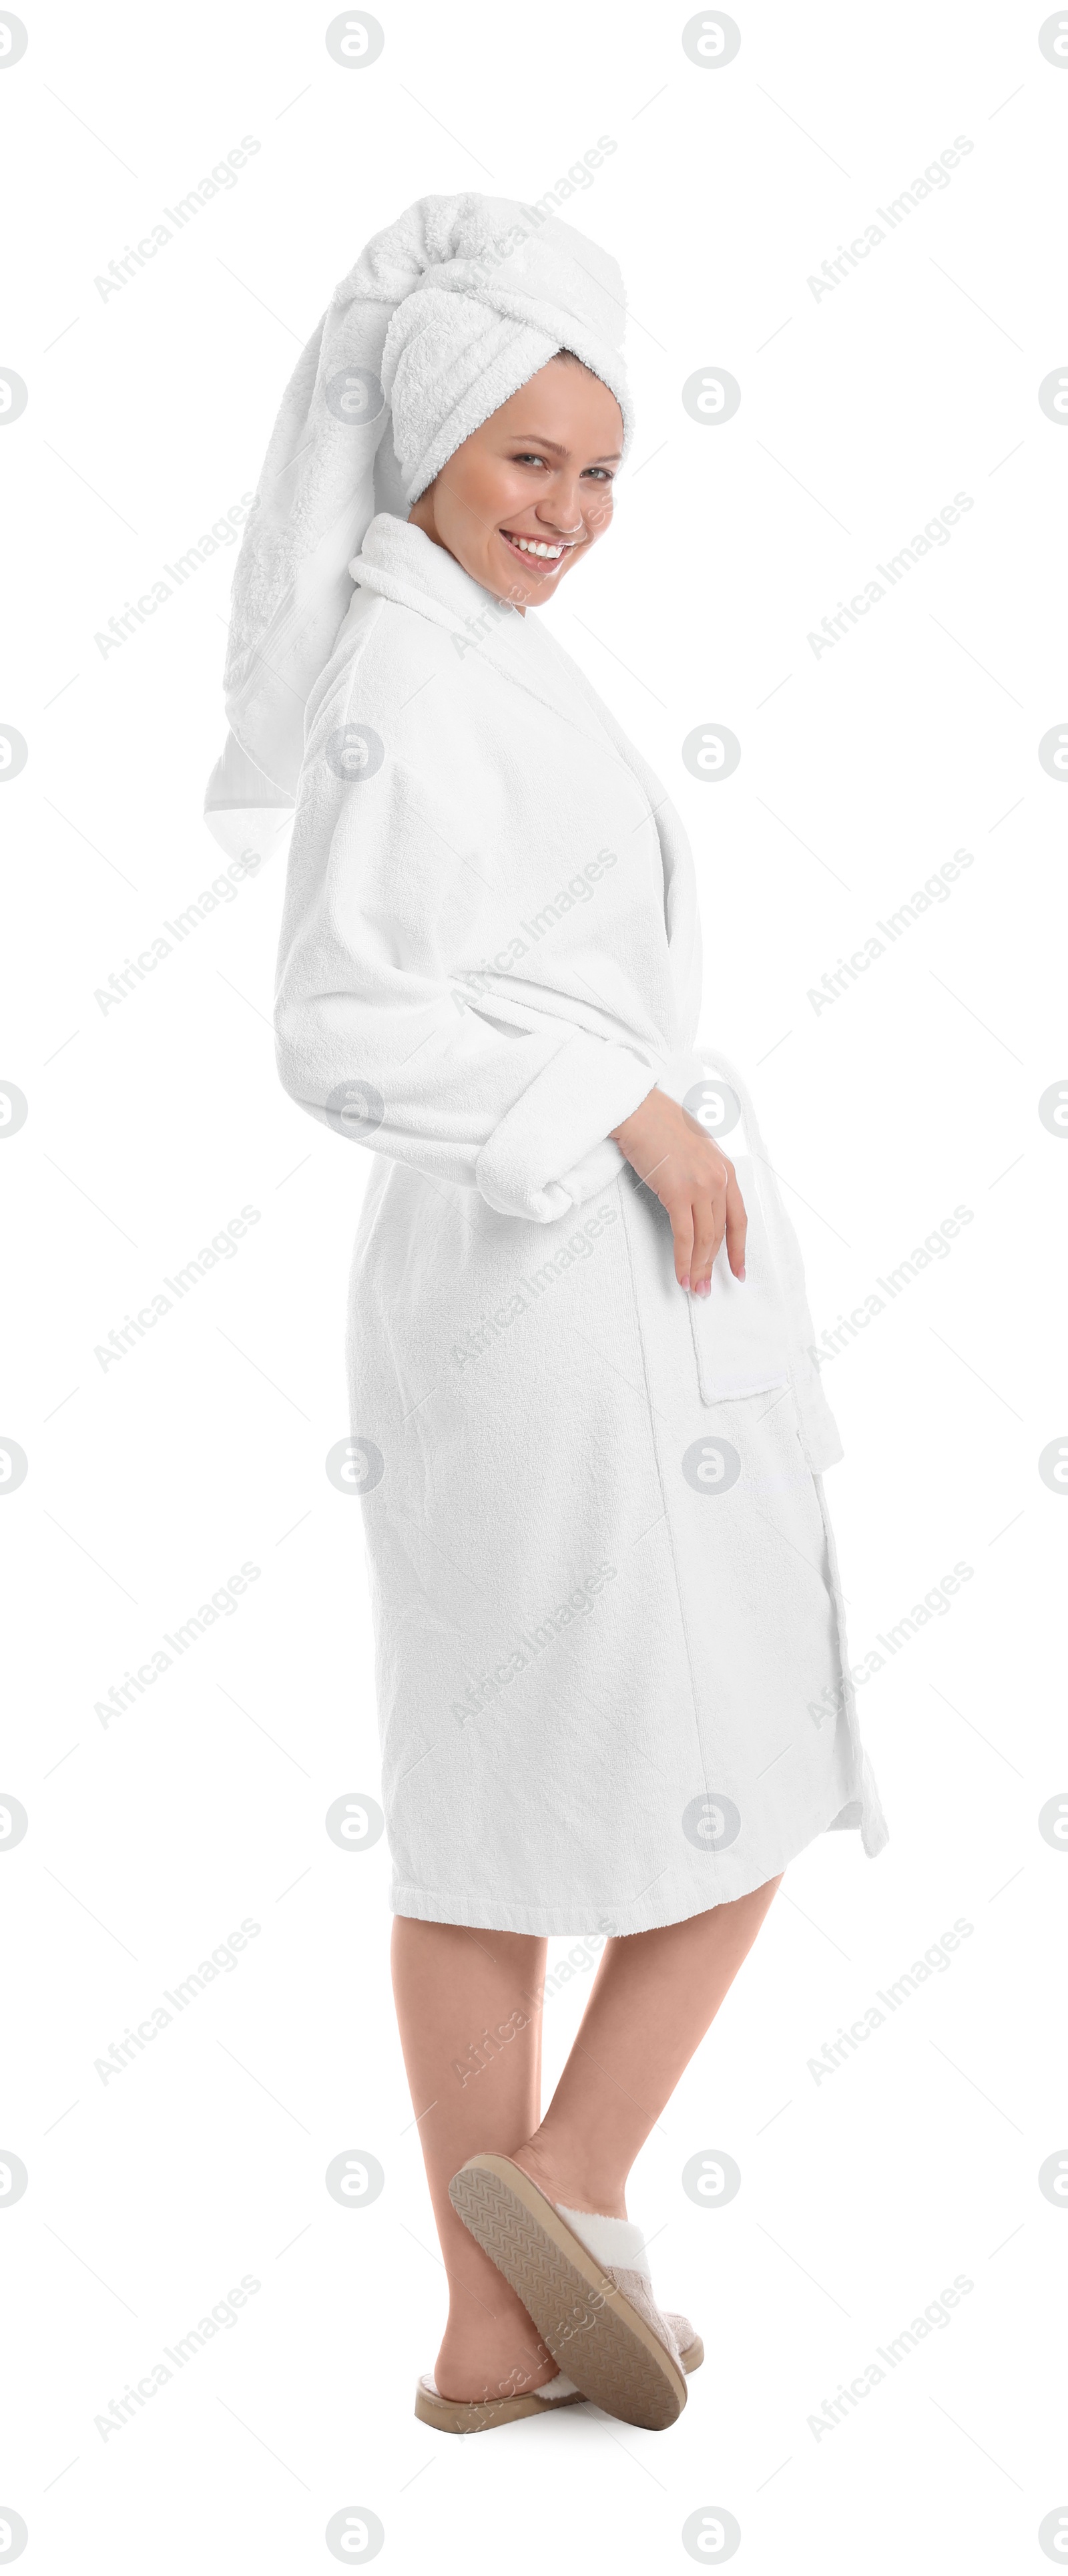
left=210, top=188, right=886, bottom=2442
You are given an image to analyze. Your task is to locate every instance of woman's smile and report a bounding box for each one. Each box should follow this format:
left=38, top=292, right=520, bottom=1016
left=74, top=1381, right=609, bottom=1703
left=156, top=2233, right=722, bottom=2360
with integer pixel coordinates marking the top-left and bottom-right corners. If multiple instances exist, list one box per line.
left=497, top=525, right=581, bottom=574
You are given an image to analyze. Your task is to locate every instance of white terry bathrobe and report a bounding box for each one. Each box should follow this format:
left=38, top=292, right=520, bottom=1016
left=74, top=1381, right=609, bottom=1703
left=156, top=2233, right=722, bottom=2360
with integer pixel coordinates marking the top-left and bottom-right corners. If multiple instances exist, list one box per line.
left=274, top=509, right=888, bottom=1935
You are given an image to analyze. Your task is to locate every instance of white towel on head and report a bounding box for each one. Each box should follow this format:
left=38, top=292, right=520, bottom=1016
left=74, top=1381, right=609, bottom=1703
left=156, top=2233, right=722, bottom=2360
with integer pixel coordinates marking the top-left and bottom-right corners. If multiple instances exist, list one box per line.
left=204, top=190, right=634, bottom=858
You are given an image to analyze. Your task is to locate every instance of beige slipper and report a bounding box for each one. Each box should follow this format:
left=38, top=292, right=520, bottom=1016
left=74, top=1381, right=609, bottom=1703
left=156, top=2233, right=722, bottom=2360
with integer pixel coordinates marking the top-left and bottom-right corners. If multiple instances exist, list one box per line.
left=415, top=2328, right=703, bottom=2434
left=449, top=2153, right=698, bottom=2430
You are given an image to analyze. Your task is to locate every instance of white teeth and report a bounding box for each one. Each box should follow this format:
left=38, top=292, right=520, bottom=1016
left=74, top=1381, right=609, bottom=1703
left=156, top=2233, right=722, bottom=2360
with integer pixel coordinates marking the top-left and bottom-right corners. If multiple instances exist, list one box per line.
left=506, top=534, right=565, bottom=558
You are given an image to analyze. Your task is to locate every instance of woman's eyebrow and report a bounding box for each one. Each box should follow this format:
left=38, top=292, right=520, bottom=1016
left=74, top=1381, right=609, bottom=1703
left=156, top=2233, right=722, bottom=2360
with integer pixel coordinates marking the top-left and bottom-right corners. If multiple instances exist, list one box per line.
left=507, top=433, right=623, bottom=461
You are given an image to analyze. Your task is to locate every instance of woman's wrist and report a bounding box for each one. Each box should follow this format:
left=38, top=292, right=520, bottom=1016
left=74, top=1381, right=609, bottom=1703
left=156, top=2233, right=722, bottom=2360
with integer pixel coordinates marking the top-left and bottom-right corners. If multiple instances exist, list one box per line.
left=609, top=1086, right=659, bottom=1144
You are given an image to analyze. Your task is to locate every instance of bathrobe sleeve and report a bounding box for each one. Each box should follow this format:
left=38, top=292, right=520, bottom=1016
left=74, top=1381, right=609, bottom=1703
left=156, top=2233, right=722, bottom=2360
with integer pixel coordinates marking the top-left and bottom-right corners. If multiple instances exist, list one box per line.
left=273, top=730, right=659, bottom=1224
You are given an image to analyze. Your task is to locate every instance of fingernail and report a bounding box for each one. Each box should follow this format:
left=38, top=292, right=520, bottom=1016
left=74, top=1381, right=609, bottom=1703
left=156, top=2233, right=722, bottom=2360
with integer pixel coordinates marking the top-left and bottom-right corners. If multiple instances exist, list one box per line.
left=738, top=1265, right=746, bottom=1281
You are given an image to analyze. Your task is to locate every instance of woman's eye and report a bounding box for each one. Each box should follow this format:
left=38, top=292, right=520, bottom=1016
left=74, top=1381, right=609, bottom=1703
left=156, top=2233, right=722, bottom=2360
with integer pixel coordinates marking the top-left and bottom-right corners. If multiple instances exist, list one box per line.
left=510, top=453, right=614, bottom=480
left=511, top=456, right=614, bottom=483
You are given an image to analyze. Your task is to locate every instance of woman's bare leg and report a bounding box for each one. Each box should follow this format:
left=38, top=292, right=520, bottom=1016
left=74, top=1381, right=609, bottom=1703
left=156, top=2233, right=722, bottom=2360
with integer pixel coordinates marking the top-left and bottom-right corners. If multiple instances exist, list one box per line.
left=392, top=1877, right=782, bottom=2396
left=390, top=1917, right=557, bottom=2402
left=514, top=1876, right=784, bottom=2217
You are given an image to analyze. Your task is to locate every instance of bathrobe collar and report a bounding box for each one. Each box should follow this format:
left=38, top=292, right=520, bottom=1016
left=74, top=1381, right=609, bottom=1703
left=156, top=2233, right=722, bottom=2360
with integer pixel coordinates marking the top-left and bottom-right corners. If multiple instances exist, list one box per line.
left=350, top=512, right=612, bottom=741
left=350, top=513, right=700, bottom=1006
left=351, top=511, right=519, bottom=632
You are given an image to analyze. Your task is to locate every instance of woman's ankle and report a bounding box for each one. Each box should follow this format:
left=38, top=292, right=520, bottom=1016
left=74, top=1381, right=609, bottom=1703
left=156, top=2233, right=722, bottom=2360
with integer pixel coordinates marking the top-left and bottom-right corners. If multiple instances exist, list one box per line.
left=510, top=2131, right=628, bottom=2221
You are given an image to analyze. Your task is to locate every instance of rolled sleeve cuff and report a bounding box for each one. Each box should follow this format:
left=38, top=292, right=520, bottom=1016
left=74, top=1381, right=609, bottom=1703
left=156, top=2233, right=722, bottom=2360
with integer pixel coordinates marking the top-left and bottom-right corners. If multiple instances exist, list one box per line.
left=475, top=1031, right=658, bottom=1222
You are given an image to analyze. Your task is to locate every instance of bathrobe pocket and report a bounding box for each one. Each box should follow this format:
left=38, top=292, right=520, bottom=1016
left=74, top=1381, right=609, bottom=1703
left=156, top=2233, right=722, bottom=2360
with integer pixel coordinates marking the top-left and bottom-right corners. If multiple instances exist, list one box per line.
left=688, top=1152, right=794, bottom=1404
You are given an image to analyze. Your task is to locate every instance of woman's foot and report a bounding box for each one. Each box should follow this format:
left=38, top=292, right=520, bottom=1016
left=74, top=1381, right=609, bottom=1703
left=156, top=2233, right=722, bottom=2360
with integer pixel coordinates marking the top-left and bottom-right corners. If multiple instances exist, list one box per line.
left=447, top=2152, right=689, bottom=2430
left=431, top=2128, right=627, bottom=2401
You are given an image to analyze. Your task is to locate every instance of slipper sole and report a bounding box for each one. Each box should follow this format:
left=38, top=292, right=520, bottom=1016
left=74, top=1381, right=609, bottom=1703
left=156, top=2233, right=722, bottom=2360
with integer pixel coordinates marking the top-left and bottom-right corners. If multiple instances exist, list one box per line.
left=415, top=2335, right=702, bottom=2434
left=449, top=2153, right=689, bottom=2431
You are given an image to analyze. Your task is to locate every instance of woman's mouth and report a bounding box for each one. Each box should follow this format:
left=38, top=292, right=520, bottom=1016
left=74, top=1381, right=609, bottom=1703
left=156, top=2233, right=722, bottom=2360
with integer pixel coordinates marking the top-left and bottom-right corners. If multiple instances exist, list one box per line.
left=498, top=528, right=577, bottom=573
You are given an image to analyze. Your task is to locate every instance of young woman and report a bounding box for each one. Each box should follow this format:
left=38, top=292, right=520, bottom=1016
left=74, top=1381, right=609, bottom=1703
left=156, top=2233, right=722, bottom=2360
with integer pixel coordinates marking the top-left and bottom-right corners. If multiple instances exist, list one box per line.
left=207, top=192, right=888, bottom=2438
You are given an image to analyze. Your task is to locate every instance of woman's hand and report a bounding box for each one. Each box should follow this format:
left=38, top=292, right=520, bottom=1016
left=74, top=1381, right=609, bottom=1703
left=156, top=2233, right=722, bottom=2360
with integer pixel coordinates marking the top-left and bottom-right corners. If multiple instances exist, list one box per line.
left=609, top=1087, right=747, bottom=1295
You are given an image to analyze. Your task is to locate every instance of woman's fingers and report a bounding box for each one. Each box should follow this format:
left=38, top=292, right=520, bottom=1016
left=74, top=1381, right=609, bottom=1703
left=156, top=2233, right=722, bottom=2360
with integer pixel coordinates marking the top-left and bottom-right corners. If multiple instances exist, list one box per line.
left=724, top=1165, right=748, bottom=1280
left=671, top=1204, right=696, bottom=1289
left=689, top=1189, right=721, bottom=1295
left=689, top=1164, right=747, bottom=1295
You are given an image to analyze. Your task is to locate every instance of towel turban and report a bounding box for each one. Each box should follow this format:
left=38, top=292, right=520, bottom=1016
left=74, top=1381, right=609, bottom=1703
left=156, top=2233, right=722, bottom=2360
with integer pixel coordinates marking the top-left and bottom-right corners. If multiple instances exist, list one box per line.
left=204, top=190, right=635, bottom=856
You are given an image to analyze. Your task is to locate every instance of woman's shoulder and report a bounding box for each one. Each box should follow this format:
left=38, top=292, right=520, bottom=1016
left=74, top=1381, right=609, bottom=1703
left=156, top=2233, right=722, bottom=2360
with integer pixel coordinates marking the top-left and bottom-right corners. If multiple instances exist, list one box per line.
left=303, top=586, right=466, bottom=757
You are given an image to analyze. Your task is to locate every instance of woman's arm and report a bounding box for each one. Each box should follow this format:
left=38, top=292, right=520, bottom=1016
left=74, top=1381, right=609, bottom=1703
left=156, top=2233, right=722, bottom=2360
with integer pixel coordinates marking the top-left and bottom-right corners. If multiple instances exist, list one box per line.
left=273, top=746, right=659, bottom=1223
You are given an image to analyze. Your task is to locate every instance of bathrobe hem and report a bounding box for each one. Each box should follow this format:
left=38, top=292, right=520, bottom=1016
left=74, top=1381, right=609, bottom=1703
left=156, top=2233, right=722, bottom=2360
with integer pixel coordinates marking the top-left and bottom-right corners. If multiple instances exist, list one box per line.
left=386, top=1773, right=873, bottom=1939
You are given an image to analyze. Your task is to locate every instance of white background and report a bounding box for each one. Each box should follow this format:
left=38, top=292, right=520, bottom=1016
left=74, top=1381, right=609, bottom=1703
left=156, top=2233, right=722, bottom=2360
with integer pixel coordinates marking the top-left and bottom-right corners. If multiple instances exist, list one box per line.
left=1, top=2, right=1064, bottom=2568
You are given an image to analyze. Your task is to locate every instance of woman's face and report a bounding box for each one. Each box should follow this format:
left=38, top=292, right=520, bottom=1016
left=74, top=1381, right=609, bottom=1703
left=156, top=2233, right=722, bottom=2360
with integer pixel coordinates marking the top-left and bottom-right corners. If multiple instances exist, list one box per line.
left=408, top=356, right=623, bottom=613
